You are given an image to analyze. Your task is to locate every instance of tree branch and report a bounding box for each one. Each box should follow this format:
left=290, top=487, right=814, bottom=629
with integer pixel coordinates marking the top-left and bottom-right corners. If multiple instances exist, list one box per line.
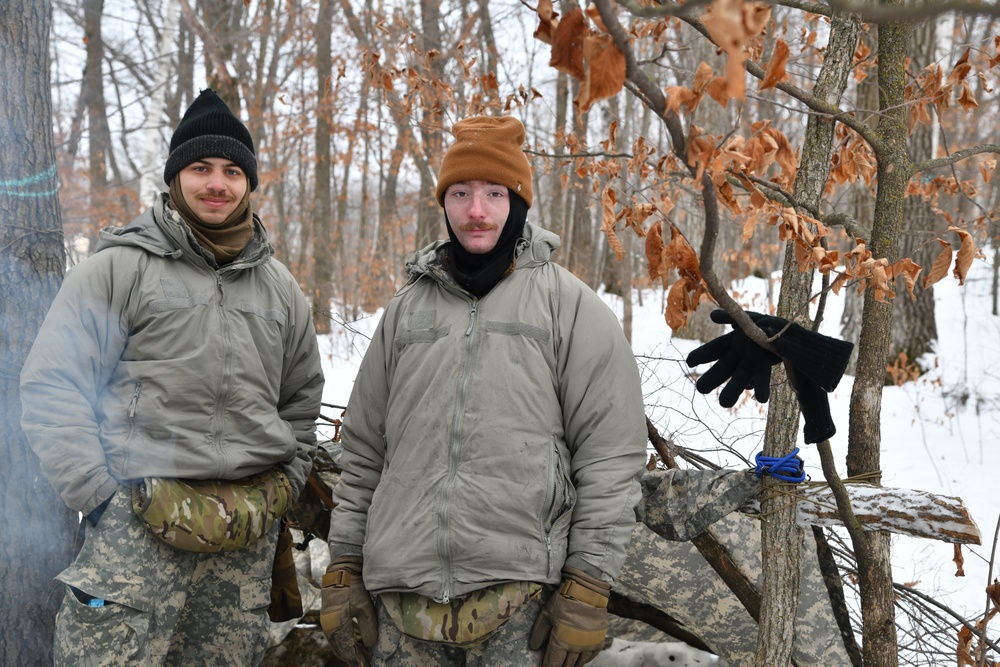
left=913, top=143, right=1000, bottom=174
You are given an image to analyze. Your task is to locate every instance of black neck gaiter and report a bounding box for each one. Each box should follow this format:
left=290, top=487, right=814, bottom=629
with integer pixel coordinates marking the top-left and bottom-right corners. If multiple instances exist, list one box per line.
left=445, top=191, right=529, bottom=299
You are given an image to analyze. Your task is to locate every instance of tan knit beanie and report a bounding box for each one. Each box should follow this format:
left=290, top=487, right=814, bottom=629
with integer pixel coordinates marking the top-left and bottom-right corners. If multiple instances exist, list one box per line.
left=435, top=116, right=533, bottom=208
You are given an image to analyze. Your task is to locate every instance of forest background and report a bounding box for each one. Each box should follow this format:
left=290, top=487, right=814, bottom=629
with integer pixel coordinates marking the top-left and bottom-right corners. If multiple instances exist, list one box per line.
left=3, top=0, right=1000, bottom=665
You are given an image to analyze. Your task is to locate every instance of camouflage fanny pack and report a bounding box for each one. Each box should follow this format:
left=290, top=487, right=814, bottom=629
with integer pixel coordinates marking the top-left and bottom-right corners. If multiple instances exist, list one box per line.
left=380, top=581, right=542, bottom=646
left=131, top=469, right=291, bottom=553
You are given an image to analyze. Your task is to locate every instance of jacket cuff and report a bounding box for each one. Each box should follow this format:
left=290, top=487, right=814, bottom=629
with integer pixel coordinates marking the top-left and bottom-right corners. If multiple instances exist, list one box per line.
left=563, top=554, right=613, bottom=588
left=81, top=474, right=122, bottom=517
left=328, top=541, right=364, bottom=560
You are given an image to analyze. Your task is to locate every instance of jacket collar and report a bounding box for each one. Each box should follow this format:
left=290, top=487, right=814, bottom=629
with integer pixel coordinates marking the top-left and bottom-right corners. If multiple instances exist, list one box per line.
left=95, top=194, right=274, bottom=271
left=405, top=222, right=560, bottom=287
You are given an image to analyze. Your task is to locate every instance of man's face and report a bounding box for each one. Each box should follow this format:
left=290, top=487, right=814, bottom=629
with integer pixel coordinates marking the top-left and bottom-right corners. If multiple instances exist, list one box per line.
left=178, top=157, right=248, bottom=225
left=443, top=180, right=510, bottom=254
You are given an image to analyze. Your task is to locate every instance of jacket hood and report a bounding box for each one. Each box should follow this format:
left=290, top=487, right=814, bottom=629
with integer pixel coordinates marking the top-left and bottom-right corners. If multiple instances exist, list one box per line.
left=405, top=221, right=561, bottom=285
left=96, top=193, right=273, bottom=269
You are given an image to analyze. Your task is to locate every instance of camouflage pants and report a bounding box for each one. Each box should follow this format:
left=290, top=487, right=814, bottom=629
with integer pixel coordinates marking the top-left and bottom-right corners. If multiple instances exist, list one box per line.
left=371, top=591, right=549, bottom=666
left=52, top=484, right=277, bottom=667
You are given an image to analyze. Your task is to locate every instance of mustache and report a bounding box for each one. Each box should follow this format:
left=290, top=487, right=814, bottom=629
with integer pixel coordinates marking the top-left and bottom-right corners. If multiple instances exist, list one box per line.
left=458, top=223, right=498, bottom=232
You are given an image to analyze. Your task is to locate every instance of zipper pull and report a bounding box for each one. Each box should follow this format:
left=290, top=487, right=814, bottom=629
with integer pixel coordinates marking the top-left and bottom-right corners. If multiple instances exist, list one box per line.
left=465, top=302, right=478, bottom=336
left=128, top=382, right=142, bottom=418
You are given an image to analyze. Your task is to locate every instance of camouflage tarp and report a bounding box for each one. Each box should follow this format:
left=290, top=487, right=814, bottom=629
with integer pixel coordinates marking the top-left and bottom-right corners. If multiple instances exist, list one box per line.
left=616, top=469, right=851, bottom=665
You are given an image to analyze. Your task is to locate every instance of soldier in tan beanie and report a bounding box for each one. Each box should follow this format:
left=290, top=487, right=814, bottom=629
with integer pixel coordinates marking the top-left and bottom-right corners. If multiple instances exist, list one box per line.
left=324, top=116, right=647, bottom=667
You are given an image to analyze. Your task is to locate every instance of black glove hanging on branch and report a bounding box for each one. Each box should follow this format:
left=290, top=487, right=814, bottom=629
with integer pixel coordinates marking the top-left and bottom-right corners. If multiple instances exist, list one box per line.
left=685, top=316, right=780, bottom=407
left=686, top=309, right=854, bottom=444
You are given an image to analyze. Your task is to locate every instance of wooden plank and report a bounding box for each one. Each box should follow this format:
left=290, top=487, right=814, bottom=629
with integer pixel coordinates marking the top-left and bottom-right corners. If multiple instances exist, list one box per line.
left=796, top=484, right=981, bottom=545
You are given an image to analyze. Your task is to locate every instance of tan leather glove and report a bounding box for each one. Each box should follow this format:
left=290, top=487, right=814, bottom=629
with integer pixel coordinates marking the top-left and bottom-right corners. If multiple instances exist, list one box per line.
left=528, top=566, right=611, bottom=667
left=320, top=556, right=378, bottom=667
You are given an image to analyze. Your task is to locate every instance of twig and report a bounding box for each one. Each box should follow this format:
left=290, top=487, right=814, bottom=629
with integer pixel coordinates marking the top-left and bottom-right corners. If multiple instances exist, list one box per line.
left=979, top=512, right=1000, bottom=667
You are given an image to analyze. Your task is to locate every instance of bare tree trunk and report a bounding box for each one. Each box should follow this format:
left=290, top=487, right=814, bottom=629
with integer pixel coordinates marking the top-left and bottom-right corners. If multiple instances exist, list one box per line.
left=0, top=1, right=80, bottom=663
left=757, top=13, right=861, bottom=667
left=474, top=0, right=498, bottom=91
left=840, top=29, right=879, bottom=374
left=311, top=0, right=335, bottom=334
left=341, top=82, right=382, bottom=310
left=83, top=0, right=113, bottom=247
left=414, top=0, right=446, bottom=251
left=567, top=97, right=593, bottom=282
left=847, top=11, right=911, bottom=667
left=197, top=0, right=243, bottom=109
left=546, top=71, right=570, bottom=238
left=890, top=18, right=940, bottom=372
left=175, top=20, right=195, bottom=123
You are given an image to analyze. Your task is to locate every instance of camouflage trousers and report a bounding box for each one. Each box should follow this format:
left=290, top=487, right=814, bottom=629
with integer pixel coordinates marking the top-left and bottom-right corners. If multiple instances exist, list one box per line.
left=371, top=590, right=550, bottom=666
left=52, top=484, right=278, bottom=667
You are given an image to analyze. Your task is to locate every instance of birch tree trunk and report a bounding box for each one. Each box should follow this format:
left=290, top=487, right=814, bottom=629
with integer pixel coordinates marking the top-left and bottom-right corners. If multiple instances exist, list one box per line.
left=139, top=0, right=179, bottom=205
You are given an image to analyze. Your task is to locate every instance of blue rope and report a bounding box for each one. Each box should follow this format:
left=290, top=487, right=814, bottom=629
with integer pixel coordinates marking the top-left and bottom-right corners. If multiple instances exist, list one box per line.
left=754, top=448, right=806, bottom=483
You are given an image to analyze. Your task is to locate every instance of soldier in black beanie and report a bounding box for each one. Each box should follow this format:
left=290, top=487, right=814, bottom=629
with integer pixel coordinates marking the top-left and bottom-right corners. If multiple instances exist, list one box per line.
left=20, top=88, right=324, bottom=665
left=161, top=89, right=261, bottom=264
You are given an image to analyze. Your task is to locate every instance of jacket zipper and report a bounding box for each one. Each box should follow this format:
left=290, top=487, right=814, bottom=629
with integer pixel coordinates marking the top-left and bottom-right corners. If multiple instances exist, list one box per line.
left=437, top=298, right=478, bottom=603
left=212, top=273, right=234, bottom=475
left=544, top=439, right=558, bottom=577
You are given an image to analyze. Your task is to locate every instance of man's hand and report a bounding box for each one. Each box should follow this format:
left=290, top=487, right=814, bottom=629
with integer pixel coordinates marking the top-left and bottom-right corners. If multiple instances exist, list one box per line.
left=320, top=556, right=377, bottom=667
left=529, top=567, right=610, bottom=667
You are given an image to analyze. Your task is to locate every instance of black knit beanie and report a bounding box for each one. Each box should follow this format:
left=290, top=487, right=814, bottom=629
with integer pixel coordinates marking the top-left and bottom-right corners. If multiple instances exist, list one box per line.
left=163, top=89, right=258, bottom=191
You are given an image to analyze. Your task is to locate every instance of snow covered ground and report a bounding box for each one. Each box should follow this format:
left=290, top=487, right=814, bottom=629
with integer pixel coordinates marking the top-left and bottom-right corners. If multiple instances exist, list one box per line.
left=316, top=252, right=1000, bottom=663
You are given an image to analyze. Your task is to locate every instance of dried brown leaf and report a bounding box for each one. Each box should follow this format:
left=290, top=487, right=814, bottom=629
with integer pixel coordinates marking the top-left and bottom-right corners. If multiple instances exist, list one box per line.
left=600, top=187, right=625, bottom=262
left=550, top=8, right=587, bottom=79
left=922, top=239, right=952, bottom=289
left=979, top=158, right=997, bottom=183
left=889, top=258, right=922, bottom=300
left=956, top=80, right=979, bottom=111
left=534, top=13, right=556, bottom=44
left=577, top=33, right=626, bottom=113
left=950, top=226, right=979, bottom=285
left=986, top=578, right=1000, bottom=609
left=705, top=77, right=731, bottom=107
left=664, top=223, right=702, bottom=282
left=957, top=625, right=975, bottom=665
left=645, top=221, right=664, bottom=281
left=664, top=85, right=700, bottom=115
left=686, top=128, right=717, bottom=182
left=760, top=39, right=790, bottom=91
left=946, top=47, right=973, bottom=85
left=584, top=4, right=608, bottom=33
left=701, top=0, right=760, bottom=101
left=629, top=203, right=656, bottom=232
left=665, top=277, right=706, bottom=330
left=693, top=61, right=715, bottom=93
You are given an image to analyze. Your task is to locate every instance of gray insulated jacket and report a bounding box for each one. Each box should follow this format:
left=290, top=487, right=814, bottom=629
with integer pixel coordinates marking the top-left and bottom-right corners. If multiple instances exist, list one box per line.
left=330, top=223, right=647, bottom=602
left=20, top=195, right=324, bottom=517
